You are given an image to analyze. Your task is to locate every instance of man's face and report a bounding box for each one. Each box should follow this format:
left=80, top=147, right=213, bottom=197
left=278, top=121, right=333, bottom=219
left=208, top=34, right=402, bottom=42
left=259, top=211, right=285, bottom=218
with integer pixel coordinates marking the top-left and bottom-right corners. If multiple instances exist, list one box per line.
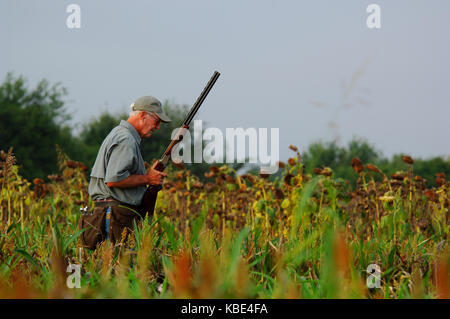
left=141, top=111, right=161, bottom=138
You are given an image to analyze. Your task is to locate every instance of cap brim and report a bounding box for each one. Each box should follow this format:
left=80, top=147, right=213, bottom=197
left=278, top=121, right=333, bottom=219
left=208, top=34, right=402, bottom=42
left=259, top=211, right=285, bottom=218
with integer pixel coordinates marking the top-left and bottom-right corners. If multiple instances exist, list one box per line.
left=155, top=112, right=171, bottom=123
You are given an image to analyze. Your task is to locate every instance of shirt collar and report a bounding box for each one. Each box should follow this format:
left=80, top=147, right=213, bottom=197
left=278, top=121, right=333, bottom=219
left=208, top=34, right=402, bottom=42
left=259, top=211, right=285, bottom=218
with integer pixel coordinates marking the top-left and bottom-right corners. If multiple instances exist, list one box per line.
left=119, top=120, right=141, bottom=145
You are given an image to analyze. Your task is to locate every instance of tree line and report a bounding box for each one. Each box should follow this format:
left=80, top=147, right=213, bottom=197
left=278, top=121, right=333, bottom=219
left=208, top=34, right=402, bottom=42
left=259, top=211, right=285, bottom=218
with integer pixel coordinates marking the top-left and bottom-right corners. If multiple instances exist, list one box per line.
left=1, top=74, right=448, bottom=187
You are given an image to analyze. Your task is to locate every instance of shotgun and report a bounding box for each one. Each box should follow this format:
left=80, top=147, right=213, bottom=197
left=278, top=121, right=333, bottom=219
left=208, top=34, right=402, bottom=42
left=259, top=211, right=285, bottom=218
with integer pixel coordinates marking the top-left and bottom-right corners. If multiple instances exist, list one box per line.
left=140, top=71, right=220, bottom=217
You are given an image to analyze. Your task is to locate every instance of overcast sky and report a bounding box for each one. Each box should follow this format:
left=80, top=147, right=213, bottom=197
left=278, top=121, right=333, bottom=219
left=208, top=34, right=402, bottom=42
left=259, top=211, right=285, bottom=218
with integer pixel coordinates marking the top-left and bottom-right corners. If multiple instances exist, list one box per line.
left=1, top=0, right=449, bottom=162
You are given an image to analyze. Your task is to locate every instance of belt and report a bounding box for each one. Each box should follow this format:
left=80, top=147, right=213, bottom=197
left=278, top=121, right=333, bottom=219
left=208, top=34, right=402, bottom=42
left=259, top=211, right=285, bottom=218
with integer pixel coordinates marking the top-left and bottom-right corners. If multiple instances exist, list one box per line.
left=93, top=198, right=141, bottom=212
left=94, top=198, right=121, bottom=207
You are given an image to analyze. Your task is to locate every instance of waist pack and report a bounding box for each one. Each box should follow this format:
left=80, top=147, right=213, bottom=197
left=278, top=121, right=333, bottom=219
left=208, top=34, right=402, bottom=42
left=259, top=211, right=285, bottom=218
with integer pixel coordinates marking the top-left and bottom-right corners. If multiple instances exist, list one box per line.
left=79, top=201, right=144, bottom=250
left=79, top=206, right=107, bottom=250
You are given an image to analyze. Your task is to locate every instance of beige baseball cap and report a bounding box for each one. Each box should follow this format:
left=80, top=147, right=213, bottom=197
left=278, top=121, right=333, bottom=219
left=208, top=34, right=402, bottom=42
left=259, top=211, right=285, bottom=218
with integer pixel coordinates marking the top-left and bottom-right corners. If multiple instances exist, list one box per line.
left=131, top=96, right=171, bottom=123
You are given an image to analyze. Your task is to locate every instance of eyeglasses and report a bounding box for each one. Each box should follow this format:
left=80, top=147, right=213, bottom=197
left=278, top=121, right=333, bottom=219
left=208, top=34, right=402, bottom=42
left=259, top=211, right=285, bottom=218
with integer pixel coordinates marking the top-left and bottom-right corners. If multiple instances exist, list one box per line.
left=147, top=112, right=161, bottom=125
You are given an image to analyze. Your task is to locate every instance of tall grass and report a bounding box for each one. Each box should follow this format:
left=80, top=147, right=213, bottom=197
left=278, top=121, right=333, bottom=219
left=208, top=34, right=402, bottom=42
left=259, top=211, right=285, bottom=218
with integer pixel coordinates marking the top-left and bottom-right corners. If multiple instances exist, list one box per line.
left=0, top=146, right=448, bottom=298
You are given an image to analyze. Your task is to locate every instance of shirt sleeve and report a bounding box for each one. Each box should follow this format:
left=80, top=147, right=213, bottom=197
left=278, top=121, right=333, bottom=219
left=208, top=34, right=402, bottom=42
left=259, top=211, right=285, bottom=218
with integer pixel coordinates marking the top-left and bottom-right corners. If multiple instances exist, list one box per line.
left=104, top=141, right=136, bottom=183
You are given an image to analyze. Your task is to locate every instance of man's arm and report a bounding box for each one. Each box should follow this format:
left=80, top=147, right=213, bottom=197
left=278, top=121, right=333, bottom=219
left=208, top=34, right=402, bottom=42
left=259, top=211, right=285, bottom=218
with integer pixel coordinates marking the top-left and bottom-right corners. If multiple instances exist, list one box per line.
left=106, top=161, right=167, bottom=189
left=106, top=174, right=149, bottom=189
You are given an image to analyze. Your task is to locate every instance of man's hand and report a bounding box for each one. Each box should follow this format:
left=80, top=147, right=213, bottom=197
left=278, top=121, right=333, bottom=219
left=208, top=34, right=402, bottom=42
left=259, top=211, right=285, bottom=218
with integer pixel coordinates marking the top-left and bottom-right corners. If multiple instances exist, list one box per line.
left=146, top=161, right=168, bottom=186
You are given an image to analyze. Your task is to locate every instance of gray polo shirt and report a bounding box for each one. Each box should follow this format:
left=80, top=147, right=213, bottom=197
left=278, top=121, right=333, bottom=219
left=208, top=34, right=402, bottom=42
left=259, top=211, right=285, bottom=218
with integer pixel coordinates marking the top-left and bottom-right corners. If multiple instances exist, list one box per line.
left=88, top=120, right=147, bottom=206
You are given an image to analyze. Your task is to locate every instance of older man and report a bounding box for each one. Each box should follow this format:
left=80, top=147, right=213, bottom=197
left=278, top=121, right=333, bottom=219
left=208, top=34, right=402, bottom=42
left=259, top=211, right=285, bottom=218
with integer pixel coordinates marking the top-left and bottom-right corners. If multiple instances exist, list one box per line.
left=81, top=96, right=171, bottom=249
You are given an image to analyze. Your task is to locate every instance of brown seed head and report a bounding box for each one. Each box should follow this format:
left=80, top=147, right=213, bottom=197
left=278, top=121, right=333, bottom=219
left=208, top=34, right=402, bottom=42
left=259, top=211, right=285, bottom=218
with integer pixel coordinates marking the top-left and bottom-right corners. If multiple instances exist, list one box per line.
left=321, top=167, right=332, bottom=177
left=238, top=183, right=247, bottom=193
left=33, top=178, right=44, bottom=185
left=205, top=182, right=217, bottom=192
left=424, top=189, right=436, bottom=201
left=436, top=172, right=446, bottom=179
left=390, top=180, right=403, bottom=187
left=246, top=174, right=256, bottom=184
left=225, top=175, right=235, bottom=184
left=173, top=160, right=185, bottom=170
left=350, top=157, right=362, bottom=167
left=210, top=166, right=220, bottom=174
left=274, top=188, right=284, bottom=200
left=288, top=158, right=296, bottom=166
left=163, top=181, right=173, bottom=189
left=284, top=173, right=294, bottom=186
left=48, top=174, right=62, bottom=182
left=259, top=171, right=270, bottom=179
left=366, top=164, right=381, bottom=174
left=391, top=173, right=405, bottom=181
left=277, top=161, right=286, bottom=168
left=192, top=181, right=203, bottom=189
left=401, top=155, right=414, bottom=165
left=175, top=181, right=185, bottom=189
left=66, top=160, right=77, bottom=168
left=289, top=145, right=298, bottom=152
left=436, top=177, right=445, bottom=187
left=176, top=172, right=184, bottom=180
left=313, top=168, right=322, bottom=175
left=204, top=171, right=214, bottom=178
left=350, top=158, right=364, bottom=173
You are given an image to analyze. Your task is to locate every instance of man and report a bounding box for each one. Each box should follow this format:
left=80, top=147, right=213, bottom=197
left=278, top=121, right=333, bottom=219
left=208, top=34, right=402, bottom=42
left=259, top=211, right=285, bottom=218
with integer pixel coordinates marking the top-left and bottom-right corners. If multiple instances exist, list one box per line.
left=81, top=96, right=171, bottom=249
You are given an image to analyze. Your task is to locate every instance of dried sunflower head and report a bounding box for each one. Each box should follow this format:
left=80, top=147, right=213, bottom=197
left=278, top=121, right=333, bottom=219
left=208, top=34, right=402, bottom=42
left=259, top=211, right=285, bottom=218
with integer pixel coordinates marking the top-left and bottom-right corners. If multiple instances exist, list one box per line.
left=366, top=164, right=381, bottom=174
left=225, top=175, right=235, bottom=184
left=284, top=173, right=294, bottom=186
left=321, top=167, right=332, bottom=177
left=424, top=189, right=436, bottom=201
left=436, top=177, right=445, bottom=187
left=350, top=158, right=364, bottom=173
left=259, top=171, right=269, bottom=179
left=401, top=155, right=414, bottom=165
left=173, top=160, right=185, bottom=170
left=288, top=158, right=296, bottom=166
left=210, top=166, right=220, bottom=174
left=33, top=178, right=44, bottom=185
left=205, top=182, right=217, bottom=192
left=391, top=173, right=405, bottom=181
left=435, top=172, right=446, bottom=179
left=192, top=181, right=204, bottom=189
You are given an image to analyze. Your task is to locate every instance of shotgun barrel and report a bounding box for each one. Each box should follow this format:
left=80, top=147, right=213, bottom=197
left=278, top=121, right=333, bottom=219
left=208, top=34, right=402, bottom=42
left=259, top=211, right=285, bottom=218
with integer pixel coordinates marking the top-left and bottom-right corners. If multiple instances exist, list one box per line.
left=140, top=71, right=221, bottom=217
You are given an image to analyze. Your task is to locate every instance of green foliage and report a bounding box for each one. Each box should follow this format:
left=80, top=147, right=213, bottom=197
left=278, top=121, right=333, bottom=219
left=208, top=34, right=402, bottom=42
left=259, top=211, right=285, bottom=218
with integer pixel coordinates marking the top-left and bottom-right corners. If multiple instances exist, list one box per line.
left=0, top=73, right=77, bottom=180
left=301, top=138, right=450, bottom=187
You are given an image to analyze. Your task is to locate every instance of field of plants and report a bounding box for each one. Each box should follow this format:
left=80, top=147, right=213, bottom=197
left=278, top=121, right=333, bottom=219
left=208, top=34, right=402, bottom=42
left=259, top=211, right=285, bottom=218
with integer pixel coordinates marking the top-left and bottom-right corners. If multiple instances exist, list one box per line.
left=0, top=145, right=448, bottom=299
